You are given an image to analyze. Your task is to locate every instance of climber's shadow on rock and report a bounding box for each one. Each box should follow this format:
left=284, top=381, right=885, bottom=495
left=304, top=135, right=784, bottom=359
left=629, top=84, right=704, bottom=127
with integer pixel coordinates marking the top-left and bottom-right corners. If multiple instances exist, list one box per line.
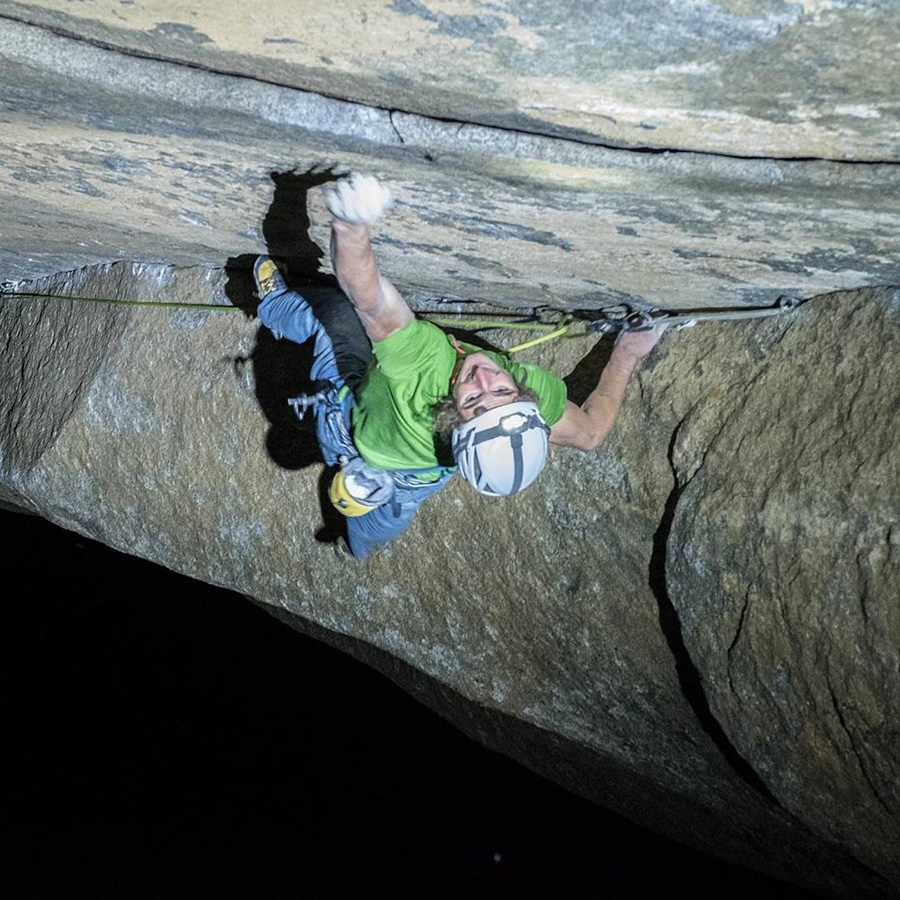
left=225, top=166, right=347, bottom=541
left=225, top=164, right=342, bottom=306
left=563, top=337, right=616, bottom=406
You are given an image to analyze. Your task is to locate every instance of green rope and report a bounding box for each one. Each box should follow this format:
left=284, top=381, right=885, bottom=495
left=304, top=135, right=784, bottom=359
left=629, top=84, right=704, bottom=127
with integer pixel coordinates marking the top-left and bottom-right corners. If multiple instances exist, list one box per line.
left=0, top=291, right=242, bottom=311
left=421, top=313, right=576, bottom=353
left=505, top=317, right=573, bottom=354
left=421, top=315, right=558, bottom=332
left=0, top=291, right=580, bottom=353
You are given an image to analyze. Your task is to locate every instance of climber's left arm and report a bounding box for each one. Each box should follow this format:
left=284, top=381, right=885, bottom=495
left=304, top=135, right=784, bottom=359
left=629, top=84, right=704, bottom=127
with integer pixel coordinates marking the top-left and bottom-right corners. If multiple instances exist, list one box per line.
left=549, top=326, right=665, bottom=451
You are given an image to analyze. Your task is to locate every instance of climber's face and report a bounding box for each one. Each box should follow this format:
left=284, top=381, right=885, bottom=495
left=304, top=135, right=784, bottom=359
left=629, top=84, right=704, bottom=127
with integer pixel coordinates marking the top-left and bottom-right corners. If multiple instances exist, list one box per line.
left=454, top=353, right=519, bottom=421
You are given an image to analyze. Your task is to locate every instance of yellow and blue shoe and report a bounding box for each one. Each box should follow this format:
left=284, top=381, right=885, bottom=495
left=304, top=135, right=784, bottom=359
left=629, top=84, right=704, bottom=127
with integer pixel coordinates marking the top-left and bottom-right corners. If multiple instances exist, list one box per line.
left=253, top=256, right=287, bottom=300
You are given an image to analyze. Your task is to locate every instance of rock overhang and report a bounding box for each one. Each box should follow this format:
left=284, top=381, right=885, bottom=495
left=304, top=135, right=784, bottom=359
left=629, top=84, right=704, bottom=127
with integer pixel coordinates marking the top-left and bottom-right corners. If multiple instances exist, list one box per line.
left=5, top=0, right=899, bottom=160
left=1, top=9, right=899, bottom=310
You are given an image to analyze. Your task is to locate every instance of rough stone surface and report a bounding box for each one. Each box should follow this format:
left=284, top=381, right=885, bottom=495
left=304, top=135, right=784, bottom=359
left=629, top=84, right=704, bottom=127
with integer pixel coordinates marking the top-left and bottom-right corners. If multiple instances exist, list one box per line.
left=1, top=12, right=900, bottom=307
left=1, top=264, right=898, bottom=898
left=3, top=0, right=898, bottom=160
left=658, top=288, right=900, bottom=885
left=2, top=3, right=899, bottom=895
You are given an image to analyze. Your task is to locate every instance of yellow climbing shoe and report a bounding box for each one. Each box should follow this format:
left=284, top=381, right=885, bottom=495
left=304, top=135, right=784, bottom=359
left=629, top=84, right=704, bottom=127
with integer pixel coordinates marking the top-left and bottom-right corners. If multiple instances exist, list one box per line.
left=253, top=256, right=286, bottom=300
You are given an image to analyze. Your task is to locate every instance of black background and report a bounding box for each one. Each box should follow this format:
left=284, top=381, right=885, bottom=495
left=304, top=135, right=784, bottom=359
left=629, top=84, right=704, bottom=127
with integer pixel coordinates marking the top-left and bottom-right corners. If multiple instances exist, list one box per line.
left=3, top=509, right=821, bottom=899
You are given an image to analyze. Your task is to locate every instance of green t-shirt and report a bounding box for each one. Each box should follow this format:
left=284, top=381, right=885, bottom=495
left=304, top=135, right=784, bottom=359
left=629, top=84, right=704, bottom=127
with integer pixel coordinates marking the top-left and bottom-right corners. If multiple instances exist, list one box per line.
left=351, top=318, right=567, bottom=475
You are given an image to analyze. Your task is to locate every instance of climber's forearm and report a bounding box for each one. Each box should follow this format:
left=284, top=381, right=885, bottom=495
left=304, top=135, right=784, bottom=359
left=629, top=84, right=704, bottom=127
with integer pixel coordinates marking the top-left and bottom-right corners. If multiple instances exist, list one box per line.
left=550, top=346, right=641, bottom=450
left=580, top=346, right=641, bottom=446
left=330, top=220, right=379, bottom=313
left=330, top=219, right=412, bottom=342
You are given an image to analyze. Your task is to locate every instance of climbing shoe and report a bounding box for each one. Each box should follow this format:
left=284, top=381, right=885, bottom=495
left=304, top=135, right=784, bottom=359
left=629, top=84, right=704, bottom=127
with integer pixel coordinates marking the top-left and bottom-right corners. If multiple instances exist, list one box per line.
left=253, top=256, right=286, bottom=300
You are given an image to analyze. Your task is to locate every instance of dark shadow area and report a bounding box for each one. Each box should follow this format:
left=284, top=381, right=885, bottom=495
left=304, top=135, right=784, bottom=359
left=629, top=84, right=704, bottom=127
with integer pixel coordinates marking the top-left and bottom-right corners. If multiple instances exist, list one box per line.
left=222, top=252, right=260, bottom=315
left=237, top=327, right=321, bottom=470
left=563, top=334, right=616, bottom=406
left=261, top=166, right=340, bottom=287
left=223, top=167, right=348, bottom=540
left=3, top=510, right=837, bottom=900
left=433, top=325, right=508, bottom=354
left=316, top=462, right=346, bottom=545
left=223, top=164, right=344, bottom=310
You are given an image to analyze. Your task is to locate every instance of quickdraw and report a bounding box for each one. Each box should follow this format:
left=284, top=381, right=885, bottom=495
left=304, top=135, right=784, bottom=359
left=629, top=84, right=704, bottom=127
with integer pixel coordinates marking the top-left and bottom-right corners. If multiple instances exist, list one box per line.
left=585, top=296, right=800, bottom=334
left=425, top=296, right=801, bottom=351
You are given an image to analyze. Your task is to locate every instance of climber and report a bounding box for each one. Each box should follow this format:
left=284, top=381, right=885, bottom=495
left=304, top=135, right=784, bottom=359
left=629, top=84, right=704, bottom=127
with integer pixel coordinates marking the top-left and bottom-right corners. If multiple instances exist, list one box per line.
left=254, top=173, right=664, bottom=559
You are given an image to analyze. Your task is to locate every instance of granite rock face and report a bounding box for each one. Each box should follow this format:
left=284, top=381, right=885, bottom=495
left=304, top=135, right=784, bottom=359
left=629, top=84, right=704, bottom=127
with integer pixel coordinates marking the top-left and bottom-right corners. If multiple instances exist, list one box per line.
left=659, top=290, right=900, bottom=884
left=0, top=263, right=898, bottom=898
left=2, top=2, right=899, bottom=896
left=1, top=6, right=899, bottom=307
left=5, top=0, right=899, bottom=160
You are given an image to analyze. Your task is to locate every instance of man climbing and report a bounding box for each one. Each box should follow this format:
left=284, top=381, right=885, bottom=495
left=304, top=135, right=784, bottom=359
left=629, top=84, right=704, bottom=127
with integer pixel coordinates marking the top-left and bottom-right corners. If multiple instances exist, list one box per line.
left=254, top=173, right=664, bottom=559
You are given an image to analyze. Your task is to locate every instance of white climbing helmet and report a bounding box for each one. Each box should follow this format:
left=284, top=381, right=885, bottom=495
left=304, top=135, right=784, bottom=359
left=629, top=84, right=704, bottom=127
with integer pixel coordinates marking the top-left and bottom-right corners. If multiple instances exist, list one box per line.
left=451, top=401, right=551, bottom=497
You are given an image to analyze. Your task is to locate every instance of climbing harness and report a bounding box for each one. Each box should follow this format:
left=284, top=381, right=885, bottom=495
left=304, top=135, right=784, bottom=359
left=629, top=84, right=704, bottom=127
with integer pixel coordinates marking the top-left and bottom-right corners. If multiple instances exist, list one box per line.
left=0, top=288, right=801, bottom=354
left=284, top=383, right=450, bottom=517
left=284, top=384, right=395, bottom=517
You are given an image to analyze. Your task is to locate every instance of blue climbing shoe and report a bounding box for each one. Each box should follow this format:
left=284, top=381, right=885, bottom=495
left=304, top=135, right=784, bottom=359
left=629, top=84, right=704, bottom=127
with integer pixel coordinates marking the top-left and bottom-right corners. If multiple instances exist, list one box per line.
left=253, top=256, right=286, bottom=300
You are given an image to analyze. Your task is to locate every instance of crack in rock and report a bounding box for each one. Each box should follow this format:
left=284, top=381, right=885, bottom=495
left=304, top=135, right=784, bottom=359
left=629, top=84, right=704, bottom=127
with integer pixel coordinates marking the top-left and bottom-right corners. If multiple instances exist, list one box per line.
left=826, top=677, right=894, bottom=820
left=649, top=420, right=778, bottom=803
left=2, top=11, right=898, bottom=167
left=726, top=587, right=752, bottom=697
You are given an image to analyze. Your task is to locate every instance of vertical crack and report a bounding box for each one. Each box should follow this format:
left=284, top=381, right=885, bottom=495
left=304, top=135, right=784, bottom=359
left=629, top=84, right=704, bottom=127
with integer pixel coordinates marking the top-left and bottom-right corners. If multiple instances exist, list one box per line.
left=389, top=110, right=406, bottom=144
left=826, top=679, right=893, bottom=818
left=854, top=551, right=872, bottom=627
left=726, top=588, right=752, bottom=696
left=649, top=421, right=778, bottom=803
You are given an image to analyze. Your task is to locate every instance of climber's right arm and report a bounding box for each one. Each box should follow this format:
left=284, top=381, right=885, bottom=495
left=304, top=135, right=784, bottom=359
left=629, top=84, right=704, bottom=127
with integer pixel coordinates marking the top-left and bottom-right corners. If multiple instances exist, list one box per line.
left=326, top=174, right=412, bottom=343
left=330, top=218, right=412, bottom=343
